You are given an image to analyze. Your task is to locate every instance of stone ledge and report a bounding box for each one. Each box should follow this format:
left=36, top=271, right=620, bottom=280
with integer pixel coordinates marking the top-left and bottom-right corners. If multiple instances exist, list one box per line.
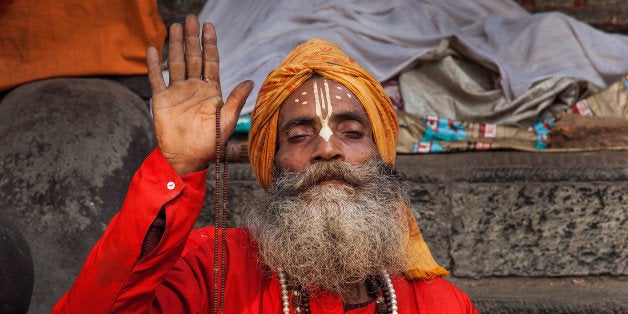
left=450, top=276, right=628, bottom=313
left=395, top=150, right=628, bottom=183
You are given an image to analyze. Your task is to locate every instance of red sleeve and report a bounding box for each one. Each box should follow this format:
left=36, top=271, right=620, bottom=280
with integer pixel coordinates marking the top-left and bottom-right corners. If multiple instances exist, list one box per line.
left=52, top=148, right=207, bottom=313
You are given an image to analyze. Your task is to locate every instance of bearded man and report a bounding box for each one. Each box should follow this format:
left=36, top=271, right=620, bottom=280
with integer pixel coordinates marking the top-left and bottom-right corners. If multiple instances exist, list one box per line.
left=54, top=15, right=476, bottom=313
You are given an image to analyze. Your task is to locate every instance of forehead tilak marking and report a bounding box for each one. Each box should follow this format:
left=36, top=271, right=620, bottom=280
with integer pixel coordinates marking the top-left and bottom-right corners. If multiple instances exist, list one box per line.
left=313, top=78, right=334, bottom=141
left=332, top=84, right=353, bottom=100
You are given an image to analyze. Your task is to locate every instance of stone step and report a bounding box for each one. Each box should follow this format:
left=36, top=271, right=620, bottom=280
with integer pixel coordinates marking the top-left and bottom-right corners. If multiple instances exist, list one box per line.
left=450, top=276, right=628, bottom=313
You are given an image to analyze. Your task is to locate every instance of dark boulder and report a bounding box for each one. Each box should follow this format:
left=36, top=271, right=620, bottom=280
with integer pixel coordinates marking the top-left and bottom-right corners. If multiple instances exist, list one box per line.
left=0, top=78, right=155, bottom=313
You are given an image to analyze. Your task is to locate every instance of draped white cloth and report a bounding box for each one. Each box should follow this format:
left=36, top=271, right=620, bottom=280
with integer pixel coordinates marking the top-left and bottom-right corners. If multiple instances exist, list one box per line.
left=189, top=0, right=628, bottom=123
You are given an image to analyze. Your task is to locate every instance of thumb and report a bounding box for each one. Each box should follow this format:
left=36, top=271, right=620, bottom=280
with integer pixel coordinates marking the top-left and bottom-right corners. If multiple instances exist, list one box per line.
left=220, top=80, right=254, bottom=139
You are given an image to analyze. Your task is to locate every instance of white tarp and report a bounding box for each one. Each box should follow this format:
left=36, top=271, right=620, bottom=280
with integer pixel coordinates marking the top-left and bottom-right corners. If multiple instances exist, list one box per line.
left=189, top=0, right=628, bottom=123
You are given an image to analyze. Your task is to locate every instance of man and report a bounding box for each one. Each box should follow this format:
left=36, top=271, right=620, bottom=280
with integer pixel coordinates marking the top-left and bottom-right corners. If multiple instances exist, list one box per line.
left=53, top=15, right=476, bottom=313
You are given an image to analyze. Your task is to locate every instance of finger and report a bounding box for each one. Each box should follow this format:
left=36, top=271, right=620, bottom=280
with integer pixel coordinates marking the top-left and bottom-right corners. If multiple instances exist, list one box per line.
left=202, top=22, right=220, bottom=85
left=220, top=80, right=254, bottom=139
left=146, top=47, right=166, bottom=94
left=168, top=23, right=186, bottom=84
left=184, top=15, right=202, bottom=79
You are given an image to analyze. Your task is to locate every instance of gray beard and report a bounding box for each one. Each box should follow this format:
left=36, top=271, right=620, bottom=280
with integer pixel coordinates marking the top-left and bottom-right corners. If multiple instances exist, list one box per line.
left=244, top=159, right=410, bottom=295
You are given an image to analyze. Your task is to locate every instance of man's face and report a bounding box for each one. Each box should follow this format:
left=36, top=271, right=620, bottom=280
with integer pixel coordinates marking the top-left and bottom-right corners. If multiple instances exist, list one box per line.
left=248, top=76, right=409, bottom=292
left=275, top=77, right=378, bottom=173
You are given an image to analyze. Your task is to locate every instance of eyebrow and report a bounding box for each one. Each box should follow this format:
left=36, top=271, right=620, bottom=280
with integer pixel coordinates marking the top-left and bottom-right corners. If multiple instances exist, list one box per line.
left=281, top=116, right=317, bottom=134
left=330, top=110, right=370, bottom=126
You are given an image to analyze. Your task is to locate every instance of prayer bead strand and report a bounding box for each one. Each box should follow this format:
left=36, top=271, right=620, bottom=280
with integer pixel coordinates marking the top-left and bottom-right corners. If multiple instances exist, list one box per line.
left=212, top=104, right=221, bottom=314
left=220, top=139, right=228, bottom=312
left=213, top=104, right=228, bottom=313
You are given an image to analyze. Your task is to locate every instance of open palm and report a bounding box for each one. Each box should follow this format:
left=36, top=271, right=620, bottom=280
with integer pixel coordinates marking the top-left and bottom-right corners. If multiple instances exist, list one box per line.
left=146, top=15, right=253, bottom=175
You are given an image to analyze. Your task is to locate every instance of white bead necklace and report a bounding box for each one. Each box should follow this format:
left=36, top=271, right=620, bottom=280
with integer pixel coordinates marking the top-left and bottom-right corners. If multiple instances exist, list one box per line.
left=278, top=268, right=398, bottom=314
left=382, top=268, right=398, bottom=313
left=278, top=268, right=290, bottom=314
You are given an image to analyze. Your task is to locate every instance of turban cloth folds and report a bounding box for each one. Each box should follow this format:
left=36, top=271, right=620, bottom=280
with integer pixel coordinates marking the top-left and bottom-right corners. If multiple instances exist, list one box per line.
left=248, top=38, right=448, bottom=279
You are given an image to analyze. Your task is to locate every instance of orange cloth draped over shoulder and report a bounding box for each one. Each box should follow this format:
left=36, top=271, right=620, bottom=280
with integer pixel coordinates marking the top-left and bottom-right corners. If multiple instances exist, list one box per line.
left=0, top=0, right=166, bottom=91
left=248, top=38, right=449, bottom=279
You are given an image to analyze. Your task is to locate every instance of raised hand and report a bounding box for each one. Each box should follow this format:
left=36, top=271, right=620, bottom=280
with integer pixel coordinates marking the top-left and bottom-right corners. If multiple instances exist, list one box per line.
left=146, top=15, right=253, bottom=175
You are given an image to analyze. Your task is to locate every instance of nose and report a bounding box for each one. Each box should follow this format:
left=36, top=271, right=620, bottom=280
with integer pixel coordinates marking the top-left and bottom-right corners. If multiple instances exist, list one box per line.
left=310, top=134, right=344, bottom=164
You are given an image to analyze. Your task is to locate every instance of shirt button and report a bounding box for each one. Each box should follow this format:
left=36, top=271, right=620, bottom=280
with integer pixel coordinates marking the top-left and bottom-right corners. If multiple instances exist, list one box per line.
left=166, top=181, right=175, bottom=190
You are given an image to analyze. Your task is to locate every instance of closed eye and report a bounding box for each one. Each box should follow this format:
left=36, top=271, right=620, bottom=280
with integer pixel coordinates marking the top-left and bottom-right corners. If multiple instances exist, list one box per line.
left=342, top=130, right=365, bottom=139
left=283, top=117, right=316, bottom=144
left=336, top=118, right=368, bottom=140
left=287, top=133, right=310, bottom=143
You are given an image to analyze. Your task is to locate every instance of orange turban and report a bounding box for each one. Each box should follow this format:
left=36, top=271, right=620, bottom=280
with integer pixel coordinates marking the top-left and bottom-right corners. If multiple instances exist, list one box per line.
left=248, top=38, right=448, bottom=279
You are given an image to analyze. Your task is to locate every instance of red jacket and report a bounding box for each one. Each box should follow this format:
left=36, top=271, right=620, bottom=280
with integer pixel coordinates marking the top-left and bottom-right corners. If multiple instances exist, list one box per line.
left=53, top=149, right=477, bottom=313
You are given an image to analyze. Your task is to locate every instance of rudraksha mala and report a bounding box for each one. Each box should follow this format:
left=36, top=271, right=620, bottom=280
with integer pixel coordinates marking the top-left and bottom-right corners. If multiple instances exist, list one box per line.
left=212, top=104, right=229, bottom=313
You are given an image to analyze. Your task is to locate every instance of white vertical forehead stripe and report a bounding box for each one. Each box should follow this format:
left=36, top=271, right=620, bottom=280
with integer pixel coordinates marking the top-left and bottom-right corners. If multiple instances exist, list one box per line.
left=312, top=79, right=334, bottom=142
left=313, top=80, right=321, bottom=118
left=323, top=79, right=332, bottom=116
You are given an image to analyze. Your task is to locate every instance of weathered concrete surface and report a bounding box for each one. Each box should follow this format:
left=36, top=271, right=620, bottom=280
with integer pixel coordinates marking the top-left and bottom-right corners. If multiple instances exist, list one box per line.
left=0, top=78, right=155, bottom=313
left=0, top=210, right=33, bottom=313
